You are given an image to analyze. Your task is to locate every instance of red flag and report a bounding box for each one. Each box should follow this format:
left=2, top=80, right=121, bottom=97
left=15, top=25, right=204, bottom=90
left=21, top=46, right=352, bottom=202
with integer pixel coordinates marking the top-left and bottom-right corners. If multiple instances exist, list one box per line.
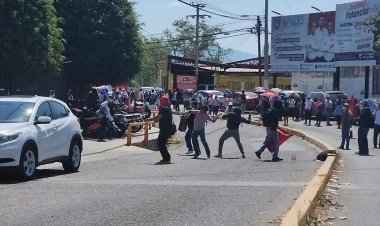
left=263, top=127, right=293, bottom=153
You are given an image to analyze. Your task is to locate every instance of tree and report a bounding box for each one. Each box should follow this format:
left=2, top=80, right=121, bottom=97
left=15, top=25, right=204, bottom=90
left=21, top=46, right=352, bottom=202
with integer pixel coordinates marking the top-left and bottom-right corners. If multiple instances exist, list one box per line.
left=132, top=37, right=169, bottom=87
left=372, top=15, right=380, bottom=58
left=56, top=0, right=143, bottom=93
left=0, top=0, right=65, bottom=94
left=162, top=19, right=231, bottom=63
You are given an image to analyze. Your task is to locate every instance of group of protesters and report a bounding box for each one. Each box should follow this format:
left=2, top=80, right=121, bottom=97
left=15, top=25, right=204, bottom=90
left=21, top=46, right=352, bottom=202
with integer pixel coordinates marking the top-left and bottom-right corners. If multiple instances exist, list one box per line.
left=148, top=92, right=284, bottom=165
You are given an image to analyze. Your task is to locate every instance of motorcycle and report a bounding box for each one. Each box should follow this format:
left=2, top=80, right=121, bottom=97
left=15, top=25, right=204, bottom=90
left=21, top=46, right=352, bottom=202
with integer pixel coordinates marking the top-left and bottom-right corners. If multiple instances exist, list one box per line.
left=108, top=102, right=145, bottom=133
left=71, top=107, right=125, bottom=138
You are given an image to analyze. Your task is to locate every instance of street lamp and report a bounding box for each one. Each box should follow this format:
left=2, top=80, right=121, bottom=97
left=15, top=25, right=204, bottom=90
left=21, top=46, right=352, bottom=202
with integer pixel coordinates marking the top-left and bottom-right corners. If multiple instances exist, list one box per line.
left=311, top=6, right=322, bottom=12
left=271, top=11, right=282, bottom=16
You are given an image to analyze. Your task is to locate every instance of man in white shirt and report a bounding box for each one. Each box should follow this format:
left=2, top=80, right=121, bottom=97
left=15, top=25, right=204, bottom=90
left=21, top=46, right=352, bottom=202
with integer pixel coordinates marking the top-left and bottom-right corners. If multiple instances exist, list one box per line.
left=304, top=97, right=314, bottom=125
left=323, top=21, right=335, bottom=62
left=314, top=15, right=328, bottom=60
left=306, top=22, right=318, bottom=62
left=325, top=96, right=333, bottom=126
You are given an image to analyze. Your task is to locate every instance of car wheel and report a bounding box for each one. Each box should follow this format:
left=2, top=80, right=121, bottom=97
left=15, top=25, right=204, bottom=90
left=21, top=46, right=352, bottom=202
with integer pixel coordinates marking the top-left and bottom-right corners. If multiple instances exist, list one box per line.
left=18, top=147, right=37, bottom=180
left=62, top=141, right=81, bottom=173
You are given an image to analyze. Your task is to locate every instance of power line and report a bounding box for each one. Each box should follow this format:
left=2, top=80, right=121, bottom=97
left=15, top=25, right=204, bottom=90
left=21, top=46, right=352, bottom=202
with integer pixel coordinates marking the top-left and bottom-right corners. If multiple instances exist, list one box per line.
left=145, top=30, right=252, bottom=45
left=176, top=0, right=259, bottom=21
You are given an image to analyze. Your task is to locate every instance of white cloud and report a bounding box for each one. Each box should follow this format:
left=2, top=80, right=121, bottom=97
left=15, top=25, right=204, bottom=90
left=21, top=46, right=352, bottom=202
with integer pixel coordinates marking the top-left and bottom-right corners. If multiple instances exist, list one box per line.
left=167, top=1, right=182, bottom=8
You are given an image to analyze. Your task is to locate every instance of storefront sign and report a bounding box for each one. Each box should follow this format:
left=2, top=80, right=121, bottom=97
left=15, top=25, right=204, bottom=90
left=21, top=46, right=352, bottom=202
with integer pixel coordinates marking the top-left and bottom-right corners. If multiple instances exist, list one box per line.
left=176, top=75, right=197, bottom=90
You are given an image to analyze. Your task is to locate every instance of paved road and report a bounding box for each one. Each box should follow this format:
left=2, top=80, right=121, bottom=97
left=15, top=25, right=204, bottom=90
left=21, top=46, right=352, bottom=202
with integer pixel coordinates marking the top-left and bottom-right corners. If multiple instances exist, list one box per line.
left=0, top=118, right=322, bottom=226
left=283, top=119, right=380, bottom=226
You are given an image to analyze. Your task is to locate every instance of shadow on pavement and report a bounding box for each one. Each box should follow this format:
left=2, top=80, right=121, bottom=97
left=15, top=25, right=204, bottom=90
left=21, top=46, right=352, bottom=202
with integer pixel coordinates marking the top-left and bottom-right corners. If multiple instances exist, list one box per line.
left=0, top=169, right=77, bottom=184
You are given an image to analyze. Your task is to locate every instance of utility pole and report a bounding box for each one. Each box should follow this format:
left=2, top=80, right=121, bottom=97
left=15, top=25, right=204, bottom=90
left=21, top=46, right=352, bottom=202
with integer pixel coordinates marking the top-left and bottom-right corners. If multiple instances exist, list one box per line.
left=263, top=0, right=269, bottom=89
left=195, top=4, right=201, bottom=79
left=187, top=4, right=209, bottom=83
left=256, top=16, right=262, bottom=87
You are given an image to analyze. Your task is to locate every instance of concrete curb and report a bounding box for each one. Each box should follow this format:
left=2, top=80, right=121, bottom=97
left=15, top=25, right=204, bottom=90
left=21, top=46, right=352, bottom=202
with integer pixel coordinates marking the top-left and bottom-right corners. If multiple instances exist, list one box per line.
left=251, top=120, right=338, bottom=226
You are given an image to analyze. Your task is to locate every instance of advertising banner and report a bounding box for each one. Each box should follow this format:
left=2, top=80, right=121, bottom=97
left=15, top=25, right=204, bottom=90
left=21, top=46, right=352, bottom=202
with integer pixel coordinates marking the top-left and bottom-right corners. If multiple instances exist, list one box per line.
left=335, top=0, right=379, bottom=67
left=271, top=11, right=336, bottom=73
left=291, top=72, right=334, bottom=94
left=176, top=75, right=197, bottom=90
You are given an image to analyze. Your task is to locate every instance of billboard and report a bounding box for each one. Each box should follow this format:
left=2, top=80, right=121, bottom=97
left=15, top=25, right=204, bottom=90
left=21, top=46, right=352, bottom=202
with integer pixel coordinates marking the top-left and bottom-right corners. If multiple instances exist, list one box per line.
left=271, top=11, right=336, bottom=73
left=335, top=0, right=379, bottom=66
left=176, top=75, right=197, bottom=90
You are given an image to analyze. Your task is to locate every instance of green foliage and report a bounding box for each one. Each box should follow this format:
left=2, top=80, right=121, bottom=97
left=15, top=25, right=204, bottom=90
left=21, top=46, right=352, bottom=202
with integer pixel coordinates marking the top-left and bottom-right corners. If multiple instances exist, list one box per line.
left=161, top=19, right=231, bottom=63
left=56, top=0, right=143, bottom=86
left=0, top=0, right=65, bottom=77
left=132, top=37, right=169, bottom=87
left=372, top=14, right=380, bottom=54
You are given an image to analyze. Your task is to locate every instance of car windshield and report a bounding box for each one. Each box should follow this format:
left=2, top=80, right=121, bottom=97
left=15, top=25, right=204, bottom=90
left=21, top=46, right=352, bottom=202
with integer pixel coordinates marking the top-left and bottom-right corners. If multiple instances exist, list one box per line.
left=0, top=101, right=35, bottom=123
left=327, top=93, right=348, bottom=102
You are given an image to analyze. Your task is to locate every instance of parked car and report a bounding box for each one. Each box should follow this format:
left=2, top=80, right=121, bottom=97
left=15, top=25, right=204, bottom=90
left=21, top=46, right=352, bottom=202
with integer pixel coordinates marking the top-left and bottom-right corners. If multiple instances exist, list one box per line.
left=0, top=96, right=83, bottom=180
left=191, top=90, right=224, bottom=104
left=200, top=90, right=224, bottom=100
left=309, top=90, right=348, bottom=103
left=281, top=90, right=304, bottom=99
left=234, top=91, right=259, bottom=111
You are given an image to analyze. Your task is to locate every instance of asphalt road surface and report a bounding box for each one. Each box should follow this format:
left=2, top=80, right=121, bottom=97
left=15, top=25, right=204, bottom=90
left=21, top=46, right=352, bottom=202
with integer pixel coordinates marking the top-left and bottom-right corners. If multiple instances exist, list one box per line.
left=0, top=117, right=322, bottom=226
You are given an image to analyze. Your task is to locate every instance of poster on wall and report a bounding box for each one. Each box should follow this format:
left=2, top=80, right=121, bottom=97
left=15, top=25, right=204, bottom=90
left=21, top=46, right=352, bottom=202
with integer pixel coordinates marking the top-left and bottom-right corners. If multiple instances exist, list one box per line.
left=340, top=66, right=366, bottom=99
left=291, top=72, right=334, bottom=94
left=335, top=0, right=379, bottom=66
left=176, top=75, right=197, bottom=90
left=271, top=11, right=336, bottom=73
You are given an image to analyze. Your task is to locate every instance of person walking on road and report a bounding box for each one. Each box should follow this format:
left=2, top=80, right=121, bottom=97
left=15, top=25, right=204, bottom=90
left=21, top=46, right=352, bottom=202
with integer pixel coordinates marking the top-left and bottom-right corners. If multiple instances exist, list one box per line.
left=184, top=102, right=198, bottom=155
left=333, top=101, right=343, bottom=129
left=148, top=96, right=173, bottom=164
left=240, top=90, right=246, bottom=113
left=190, top=105, right=219, bottom=159
left=315, top=98, right=323, bottom=127
left=325, top=96, right=333, bottom=126
left=215, top=106, right=246, bottom=159
left=211, top=95, right=220, bottom=115
left=339, top=103, right=352, bottom=150
left=356, top=100, right=371, bottom=156
left=304, top=97, right=313, bottom=126
left=373, top=103, right=380, bottom=148
left=255, top=107, right=283, bottom=162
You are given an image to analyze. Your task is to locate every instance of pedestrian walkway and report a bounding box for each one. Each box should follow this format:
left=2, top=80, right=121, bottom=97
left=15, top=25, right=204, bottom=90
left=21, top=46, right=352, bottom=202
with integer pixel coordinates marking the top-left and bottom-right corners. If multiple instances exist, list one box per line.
left=285, top=120, right=380, bottom=226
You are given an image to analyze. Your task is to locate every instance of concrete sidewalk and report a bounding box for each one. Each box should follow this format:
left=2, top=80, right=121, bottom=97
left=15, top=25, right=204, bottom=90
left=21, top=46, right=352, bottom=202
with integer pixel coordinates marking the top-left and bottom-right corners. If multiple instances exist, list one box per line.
left=82, top=127, right=160, bottom=156
left=283, top=119, right=380, bottom=226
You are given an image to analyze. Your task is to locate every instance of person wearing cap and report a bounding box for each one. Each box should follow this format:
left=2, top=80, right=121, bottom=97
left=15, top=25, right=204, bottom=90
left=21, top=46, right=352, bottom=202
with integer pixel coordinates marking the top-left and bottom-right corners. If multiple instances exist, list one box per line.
left=356, top=100, right=371, bottom=155
left=339, top=103, right=352, bottom=150
left=215, top=106, right=246, bottom=159
left=224, top=102, right=234, bottom=115
left=148, top=96, right=173, bottom=164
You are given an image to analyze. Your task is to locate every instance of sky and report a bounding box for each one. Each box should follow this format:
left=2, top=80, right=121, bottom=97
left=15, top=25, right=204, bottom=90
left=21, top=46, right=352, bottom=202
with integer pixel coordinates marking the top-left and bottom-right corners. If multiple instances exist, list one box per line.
left=134, top=0, right=353, bottom=60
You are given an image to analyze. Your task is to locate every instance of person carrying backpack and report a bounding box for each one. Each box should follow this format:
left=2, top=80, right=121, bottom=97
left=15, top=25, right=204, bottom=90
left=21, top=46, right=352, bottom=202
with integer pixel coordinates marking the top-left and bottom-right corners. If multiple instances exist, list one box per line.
left=255, top=107, right=283, bottom=162
left=214, top=106, right=246, bottom=159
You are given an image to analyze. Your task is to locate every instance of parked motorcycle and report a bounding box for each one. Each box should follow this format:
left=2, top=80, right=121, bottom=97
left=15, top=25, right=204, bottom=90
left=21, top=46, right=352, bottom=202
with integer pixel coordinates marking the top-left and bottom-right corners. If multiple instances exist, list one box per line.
left=71, top=107, right=125, bottom=138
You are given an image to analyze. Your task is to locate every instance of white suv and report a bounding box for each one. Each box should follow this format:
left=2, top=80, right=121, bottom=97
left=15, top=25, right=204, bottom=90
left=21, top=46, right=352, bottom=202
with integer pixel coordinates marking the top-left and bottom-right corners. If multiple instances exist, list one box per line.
left=0, top=96, right=83, bottom=180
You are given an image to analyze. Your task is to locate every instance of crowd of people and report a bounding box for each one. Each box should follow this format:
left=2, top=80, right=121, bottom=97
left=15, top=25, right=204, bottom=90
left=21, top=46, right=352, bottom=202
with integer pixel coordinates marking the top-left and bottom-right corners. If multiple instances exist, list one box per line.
left=75, top=86, right=378, bottom=162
